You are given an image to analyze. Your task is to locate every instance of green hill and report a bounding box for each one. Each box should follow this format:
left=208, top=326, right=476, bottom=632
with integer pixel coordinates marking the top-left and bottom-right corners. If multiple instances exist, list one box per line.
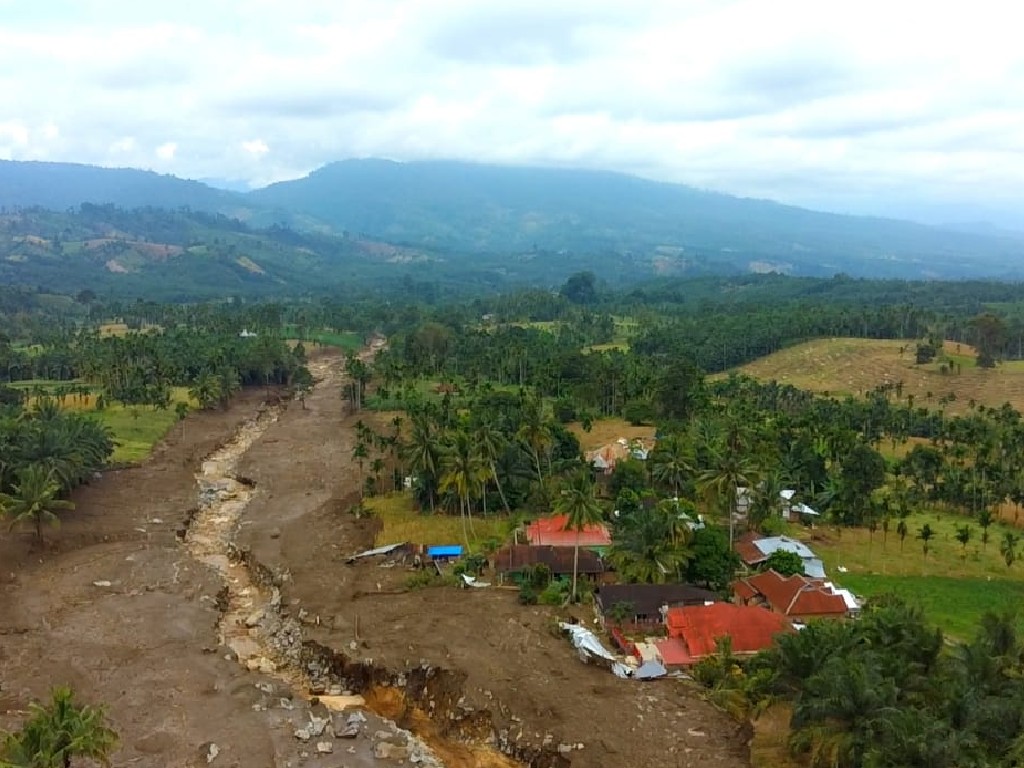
left=4, top=158, right=1024, bottom=287
left=249, top=159, right=1024, bottom=279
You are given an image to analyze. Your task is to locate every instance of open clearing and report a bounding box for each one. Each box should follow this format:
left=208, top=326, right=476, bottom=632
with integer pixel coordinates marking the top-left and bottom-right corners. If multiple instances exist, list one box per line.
left=567, top=417, right=656, bottom=451
left=730, top=337, right=1024, bottom=415
left=367, top=491, right=509, bottom=550
left=787, top=510, right=1024, bottom=638
left=15, top=379, right=194, bottom=463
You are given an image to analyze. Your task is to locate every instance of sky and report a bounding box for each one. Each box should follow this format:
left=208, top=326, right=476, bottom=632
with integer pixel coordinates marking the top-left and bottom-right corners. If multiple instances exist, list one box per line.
left=1, top=0, right=1022, bottom=227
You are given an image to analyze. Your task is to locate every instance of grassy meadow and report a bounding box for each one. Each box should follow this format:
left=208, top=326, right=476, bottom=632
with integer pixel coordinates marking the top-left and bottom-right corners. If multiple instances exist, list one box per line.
left=787, top=510, right=1024, bottom=638
left=366, top=491, right=510, bottom=552
left=13, top=379, right=194, bottom=463
left=731, top=338, right=1024, bottom=415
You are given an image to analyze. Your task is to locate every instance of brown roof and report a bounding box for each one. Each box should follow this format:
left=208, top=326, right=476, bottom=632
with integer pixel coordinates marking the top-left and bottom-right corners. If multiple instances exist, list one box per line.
left=735, top=570, right=848, bottom=617
left=595, top=583, right=718, bottom=617
left=492, top=545, right=605, bottom=576
left=734, top=532, right=769, bottom=566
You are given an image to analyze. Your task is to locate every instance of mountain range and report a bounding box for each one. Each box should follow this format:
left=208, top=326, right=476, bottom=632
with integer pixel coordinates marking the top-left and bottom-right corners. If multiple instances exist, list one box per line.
left=2, top=157, right=1024, bottom=299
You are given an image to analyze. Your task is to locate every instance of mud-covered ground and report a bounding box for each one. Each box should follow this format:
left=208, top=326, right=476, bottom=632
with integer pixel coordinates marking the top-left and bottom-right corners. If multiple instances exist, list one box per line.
left=1, top=349, right=749, bottom=768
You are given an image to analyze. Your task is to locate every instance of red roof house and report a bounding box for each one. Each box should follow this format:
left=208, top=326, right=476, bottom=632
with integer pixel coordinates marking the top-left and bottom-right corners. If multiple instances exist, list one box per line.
left=664, top=603, right=792, bottom=660
left=525, top=513, right=611, bottom=548
left=734, top=570, right=850, bottom=621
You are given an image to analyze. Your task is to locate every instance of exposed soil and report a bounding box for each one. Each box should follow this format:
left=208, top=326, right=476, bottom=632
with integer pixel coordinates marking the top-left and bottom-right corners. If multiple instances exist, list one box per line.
left=0, top=347, right=750, bottom=768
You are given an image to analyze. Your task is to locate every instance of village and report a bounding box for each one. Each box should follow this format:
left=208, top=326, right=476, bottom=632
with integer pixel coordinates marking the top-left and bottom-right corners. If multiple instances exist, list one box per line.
left=353, top=435, right=861, bottom=683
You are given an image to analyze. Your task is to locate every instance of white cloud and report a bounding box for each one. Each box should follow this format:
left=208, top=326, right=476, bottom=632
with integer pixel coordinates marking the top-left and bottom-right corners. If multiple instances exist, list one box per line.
left=242, top=139, right=270, bottom=157
left=156, top=142, right=177, bottom=161
left=0, top=0, right=1021, bottom=225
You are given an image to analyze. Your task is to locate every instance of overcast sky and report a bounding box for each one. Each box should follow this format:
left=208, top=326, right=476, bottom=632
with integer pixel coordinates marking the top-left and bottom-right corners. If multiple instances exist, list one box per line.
left=1, top=0, right=1022, bottom=226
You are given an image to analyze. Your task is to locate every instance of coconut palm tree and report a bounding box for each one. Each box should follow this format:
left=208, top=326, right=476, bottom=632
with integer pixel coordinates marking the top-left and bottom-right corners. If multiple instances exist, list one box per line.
left=1, top=465, right=75, bottom=544
left=473, top=418, right=511, bottom=515
left=439, top=430, right=484, bottom=546
left=698, top=449, right=760, bottom=548
left=402, top=414, right=441, bottom=514
left=607, top=503, right=692, bottom=584
left=555, top=469, right=604, bottom=602
left=648, top=434, right=693, bottom=497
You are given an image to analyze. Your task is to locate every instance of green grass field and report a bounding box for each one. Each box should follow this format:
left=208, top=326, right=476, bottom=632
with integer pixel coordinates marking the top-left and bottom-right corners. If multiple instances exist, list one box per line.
left=15, top=379, right=194, bottom=464
left=839, top=574, right=1024, bottom=640
left=366, top=491, right=510, bottom=551
left=788, top=509, right=1024, bottom=638
left=97, top=393, right=192, bottom=464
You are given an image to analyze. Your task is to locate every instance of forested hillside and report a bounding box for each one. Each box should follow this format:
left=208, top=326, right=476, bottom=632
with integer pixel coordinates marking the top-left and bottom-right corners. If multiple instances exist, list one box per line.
left=250, top=159, right=1024, bottom=279
left=3, top=159, right=1024, bottom=288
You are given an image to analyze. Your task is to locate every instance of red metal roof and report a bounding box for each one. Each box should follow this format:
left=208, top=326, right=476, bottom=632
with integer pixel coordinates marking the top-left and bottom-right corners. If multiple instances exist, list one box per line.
left=654, top=638, right=695, bottom=667
left=525, top=513, right=611, bottom=547
left=736, top=570, right=848, bottom=617
left=665, top=603, right=792, bottom=657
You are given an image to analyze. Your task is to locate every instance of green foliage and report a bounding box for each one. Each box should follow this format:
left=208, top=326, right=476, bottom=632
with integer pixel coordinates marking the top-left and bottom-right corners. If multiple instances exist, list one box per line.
left=685, top=526, right=741, bottom=593
left=763, top=550, right=805, bottom=577
left=608, top=501, right=692, bottom=584
left=0, top=686, right=118, bottom=768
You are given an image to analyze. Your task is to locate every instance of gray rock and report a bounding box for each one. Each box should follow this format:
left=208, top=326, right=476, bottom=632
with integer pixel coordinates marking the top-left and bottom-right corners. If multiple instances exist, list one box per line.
left=201, top=742, right=220, bottom=764
left=336, top=722, right=361, bottom=739
left=293, top=728, right=311, bottom=742
left=309, top=715, right=329, bottom=738
left=373, top=741, right=410, bottom=760
left=315, top=741, right=333, bottom=754
left=245, top=610, right=264, bottom=628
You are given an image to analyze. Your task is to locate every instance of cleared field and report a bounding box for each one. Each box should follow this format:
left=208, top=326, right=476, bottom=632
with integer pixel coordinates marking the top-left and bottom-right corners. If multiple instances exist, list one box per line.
left=16, top=379, right=194, bottom=463
left=798, top=510, right=1024, bottom=579
left=730, top=338, right=1024, bottom=415
left=366, top=491, right=509, bottom=551
left=790, top=509, right=1024, bottom=637
left=839, top=574, right=1024, bottom=640
left=566, top=417, right=656, bottom=451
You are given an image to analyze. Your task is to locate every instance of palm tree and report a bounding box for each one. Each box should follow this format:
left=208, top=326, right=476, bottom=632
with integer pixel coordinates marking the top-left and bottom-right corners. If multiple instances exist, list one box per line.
left=439, top=431, right=484, bottom=546
left=516, top=394, right=552, bottom=485
left=1001, top=531, right=1020, bottom=568
left=955, top=525, right=972, bottom=563
left=698, top=449, right=760, bottom=548
left=648, top=435, right=693, bottom=497
left=473, top=418, right=511, bottom=515
left=555, top=469, right=604, bottom=602
left=976, top=508, right=994, bottom=549
left=402, top=414, right=441, bottom=514
left=0, top=686, right=118, bottom=768
left=607, top=503, right=692, bottom=584
left=1, top=465, right=75, bottom=544
left=918, top=523, right=935, bottom=560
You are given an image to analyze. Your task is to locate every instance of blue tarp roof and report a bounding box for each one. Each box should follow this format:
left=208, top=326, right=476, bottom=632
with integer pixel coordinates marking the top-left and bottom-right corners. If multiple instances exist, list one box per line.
left=427, top=545, right=464, bottom=557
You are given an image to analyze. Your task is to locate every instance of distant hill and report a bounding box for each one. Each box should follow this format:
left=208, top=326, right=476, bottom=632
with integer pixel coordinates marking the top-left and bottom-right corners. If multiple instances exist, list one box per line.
left=0, top=205, right=453, bottom=300
left=249, top=159, right=1024, bottom=279
left=4, top=158, right=1024, bottom=283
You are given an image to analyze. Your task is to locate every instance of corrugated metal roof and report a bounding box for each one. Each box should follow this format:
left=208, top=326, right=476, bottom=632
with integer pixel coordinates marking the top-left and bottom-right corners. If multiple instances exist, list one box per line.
left=427, top=545, right=463, bottom=557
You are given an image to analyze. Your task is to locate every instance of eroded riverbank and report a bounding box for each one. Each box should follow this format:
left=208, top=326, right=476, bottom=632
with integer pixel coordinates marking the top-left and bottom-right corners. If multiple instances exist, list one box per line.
left=182, top=359, right=529, bottom=767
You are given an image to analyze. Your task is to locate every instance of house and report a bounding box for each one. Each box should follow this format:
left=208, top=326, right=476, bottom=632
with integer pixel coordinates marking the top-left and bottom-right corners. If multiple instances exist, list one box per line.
left=736, top=487, right=821, bottom=522
left=734, top=534, right=826, bottom=578
left=525, top=513, right=611, bottom=549
left=655, top=603, right=793, bottom=666
left=426, top=545, right=463, bottom=563
left=491, top=544, right=605, bottom=584
left=586, top=438, right=655, bottom=474
left=733, top=569, right=854, bottom=621
left=595, top=583, right=718, bottom=626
